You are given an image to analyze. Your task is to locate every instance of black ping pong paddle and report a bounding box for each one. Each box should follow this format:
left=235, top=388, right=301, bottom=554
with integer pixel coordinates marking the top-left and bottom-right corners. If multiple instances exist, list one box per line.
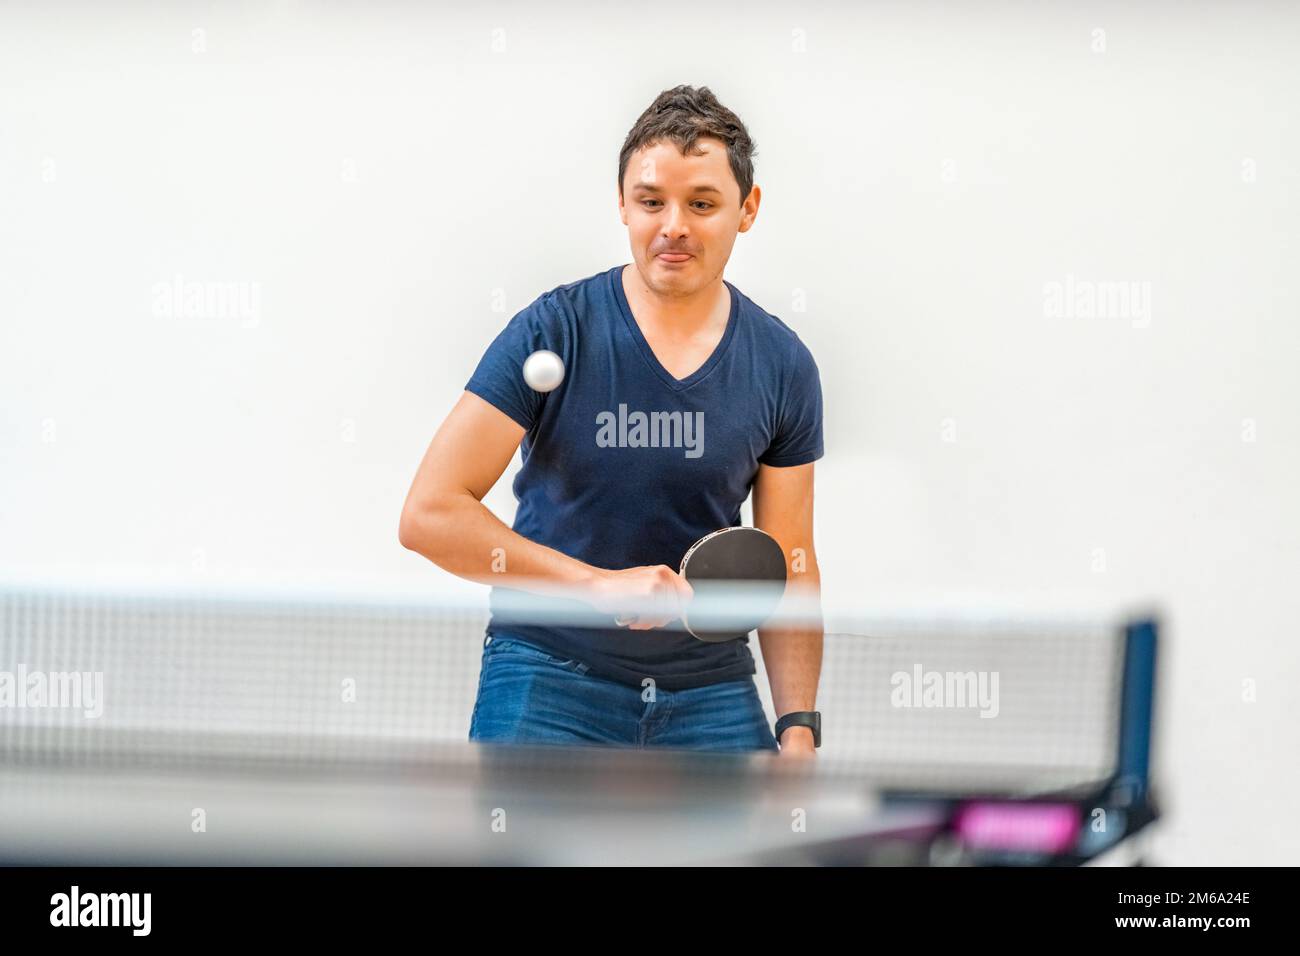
left=615, top=526, right=788, bottom=642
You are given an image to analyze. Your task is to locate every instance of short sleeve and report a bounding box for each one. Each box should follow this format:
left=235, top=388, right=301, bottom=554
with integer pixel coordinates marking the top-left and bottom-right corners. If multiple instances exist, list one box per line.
left=759, top=338, right=824, bottom=467
left=464, top=296, right=564, bottom=431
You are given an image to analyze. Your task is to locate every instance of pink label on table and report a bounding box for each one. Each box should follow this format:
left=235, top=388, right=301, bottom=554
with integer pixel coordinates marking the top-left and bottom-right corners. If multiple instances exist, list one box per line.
left=953, top=802, right=1079, bottom=854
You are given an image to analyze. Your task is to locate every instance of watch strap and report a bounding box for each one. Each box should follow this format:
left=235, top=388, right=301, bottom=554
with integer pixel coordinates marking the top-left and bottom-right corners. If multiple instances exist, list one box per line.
left=774, top=711, right=821, bottom=748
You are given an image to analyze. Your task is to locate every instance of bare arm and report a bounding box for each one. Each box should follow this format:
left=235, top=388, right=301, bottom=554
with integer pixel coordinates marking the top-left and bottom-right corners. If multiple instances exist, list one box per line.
left=398, top=391, right=596, bottom=588
left=752, top=461, right=823, bottom=754
left=398, top=391, right=690, bottom=626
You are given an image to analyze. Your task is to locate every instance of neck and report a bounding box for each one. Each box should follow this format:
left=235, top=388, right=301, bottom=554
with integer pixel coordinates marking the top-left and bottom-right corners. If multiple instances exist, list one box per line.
left=622, top=263, right=728, bottom=335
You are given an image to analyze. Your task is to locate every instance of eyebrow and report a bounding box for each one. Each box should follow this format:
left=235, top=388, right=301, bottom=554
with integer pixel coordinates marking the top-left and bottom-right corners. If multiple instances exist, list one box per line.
left=632, top=183, right=724, bottom=195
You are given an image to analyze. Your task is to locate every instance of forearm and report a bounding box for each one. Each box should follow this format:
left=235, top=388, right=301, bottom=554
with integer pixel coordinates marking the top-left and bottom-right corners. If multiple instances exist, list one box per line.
left=758, top=624, right=823, bottom=714
left=757, top=576, right=823, bottom=744
left=400, top=492, right=599, bottom=594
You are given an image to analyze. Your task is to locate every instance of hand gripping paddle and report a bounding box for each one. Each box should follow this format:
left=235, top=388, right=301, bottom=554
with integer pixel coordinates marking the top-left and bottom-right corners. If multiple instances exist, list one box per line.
left=616, top=527, right=788, bottom=642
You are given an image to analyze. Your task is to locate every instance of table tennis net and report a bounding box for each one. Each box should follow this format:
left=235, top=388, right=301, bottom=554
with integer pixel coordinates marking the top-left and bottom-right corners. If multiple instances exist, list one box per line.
left=0, top=587, right=1129, bottom=795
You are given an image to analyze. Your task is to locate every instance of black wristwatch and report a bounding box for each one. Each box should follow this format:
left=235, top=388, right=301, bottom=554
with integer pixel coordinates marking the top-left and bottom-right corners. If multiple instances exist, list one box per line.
left=774, top=711, right=821, bottom=748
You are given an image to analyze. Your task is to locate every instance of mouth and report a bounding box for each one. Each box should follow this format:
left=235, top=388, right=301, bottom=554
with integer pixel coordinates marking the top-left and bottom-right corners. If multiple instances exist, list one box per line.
left=656, top=253, right=693, bottom=264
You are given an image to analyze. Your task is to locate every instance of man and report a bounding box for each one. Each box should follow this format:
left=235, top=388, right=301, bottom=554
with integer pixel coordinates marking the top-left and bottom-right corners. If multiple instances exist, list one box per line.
left=399, top=85, right=823, bottom=756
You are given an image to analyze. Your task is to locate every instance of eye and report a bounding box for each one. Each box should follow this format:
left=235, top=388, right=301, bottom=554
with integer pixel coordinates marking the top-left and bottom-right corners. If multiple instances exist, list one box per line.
left=638, top=199, right=713, bottom=210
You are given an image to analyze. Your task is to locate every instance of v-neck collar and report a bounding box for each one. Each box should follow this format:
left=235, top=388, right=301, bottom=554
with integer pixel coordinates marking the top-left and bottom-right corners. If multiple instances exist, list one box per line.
left=611, top=263, right=740, bottom=392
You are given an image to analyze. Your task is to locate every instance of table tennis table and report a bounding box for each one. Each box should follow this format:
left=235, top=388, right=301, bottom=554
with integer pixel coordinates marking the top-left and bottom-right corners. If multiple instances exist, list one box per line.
left=0, top=587, right=1161, bottom=866
left=0, top=736, right=1157, bottom=867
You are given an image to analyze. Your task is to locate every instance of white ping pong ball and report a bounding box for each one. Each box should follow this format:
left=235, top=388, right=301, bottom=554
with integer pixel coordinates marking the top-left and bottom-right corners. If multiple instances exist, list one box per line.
left=522, top=350, right=565, bottom=392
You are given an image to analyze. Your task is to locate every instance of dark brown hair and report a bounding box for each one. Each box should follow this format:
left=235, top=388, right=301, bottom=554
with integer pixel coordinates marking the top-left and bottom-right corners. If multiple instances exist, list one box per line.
left=617, top=85, right=757, bottom=207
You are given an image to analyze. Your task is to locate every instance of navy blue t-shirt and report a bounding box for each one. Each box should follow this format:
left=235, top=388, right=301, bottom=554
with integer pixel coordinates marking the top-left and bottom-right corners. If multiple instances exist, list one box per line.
left=464, top=264, right=823, bottom=690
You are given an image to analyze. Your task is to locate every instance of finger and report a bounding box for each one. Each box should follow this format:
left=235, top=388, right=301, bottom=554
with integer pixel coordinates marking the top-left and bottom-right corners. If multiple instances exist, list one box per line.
left=667, top=576, right=691, bottom=618
left=662, top=580, right=684, bottom=623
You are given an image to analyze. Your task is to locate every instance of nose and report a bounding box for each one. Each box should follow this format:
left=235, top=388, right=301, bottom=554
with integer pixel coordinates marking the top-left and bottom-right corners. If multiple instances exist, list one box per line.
left=661, top=203, right=690, bottom=240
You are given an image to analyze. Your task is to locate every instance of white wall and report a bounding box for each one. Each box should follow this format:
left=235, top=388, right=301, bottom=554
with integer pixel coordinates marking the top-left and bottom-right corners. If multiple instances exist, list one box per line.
left=2, top=2, right=1296, bottom=864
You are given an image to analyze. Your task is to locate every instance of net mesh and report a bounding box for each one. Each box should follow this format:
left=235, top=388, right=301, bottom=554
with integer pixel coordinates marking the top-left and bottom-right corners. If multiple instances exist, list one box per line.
left=0, top=587, right=1125, bottom=794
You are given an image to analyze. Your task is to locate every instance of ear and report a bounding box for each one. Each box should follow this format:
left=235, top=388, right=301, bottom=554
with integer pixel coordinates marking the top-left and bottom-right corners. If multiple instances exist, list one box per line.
left=738, top=184, right=761, bottom=234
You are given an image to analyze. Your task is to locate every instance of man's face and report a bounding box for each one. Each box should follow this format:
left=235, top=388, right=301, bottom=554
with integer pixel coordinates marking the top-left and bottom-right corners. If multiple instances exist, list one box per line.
left=618, top=137, right=759, bottom=298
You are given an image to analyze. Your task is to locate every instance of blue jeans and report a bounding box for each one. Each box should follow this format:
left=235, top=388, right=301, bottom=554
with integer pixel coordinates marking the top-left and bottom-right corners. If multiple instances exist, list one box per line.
left=468, top=634, right=778, bottom=752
